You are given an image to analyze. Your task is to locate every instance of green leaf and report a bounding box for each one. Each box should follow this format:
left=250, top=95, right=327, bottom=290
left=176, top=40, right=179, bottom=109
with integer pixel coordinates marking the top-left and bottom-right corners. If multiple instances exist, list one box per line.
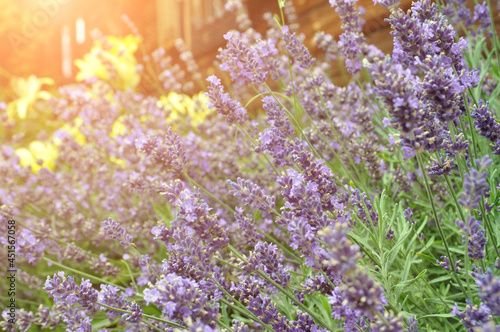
left=418, top=313, right=453, bottom=319
left=92, top=318, right=111, bottom=330
left=417, top=253, right=436, bottom=264
left=395, top=269, right=427, bottom=288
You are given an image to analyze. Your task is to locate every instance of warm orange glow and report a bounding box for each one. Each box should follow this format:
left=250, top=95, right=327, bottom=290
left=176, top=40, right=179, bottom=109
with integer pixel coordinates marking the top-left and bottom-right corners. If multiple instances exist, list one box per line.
left=76, top=18, right=85, bottom=44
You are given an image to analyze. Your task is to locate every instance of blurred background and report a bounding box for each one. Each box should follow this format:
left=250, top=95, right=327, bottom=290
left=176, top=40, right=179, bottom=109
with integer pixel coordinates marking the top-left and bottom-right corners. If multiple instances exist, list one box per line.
left=0, top=0, right=420, bottom=88
left=2, top=0, right=499, bottom=91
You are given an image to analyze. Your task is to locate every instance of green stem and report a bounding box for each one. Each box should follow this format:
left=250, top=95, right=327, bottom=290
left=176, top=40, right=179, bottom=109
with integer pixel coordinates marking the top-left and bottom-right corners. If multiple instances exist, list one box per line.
left=184, top=172, right=236, bottom=214
left=211, top=277, right=276, bottom=331
left=414, top=153, right=470, bottom=299
left=130, top=245, right=161, bottom=280
left=43, top=257, right=127, bottom=291
left=98, top=302, right=186, bottom=329
left=122, top=259, right=139, bottom=291
left=228, top=245, right=332, bottom=330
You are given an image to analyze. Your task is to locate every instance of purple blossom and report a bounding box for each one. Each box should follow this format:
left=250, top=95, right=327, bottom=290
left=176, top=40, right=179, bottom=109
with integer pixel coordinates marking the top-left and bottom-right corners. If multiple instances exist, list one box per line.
left=144, top=273, right=217, bottom=327
left=228, top=177, right=276, bottom=214
left=243, top=241, right=290, bottom=290
left=282, top=25, right=315, bottom=69
left=456, top=216, right=487, bottom=261
left=205, top=75, right=248, bottom=125
left=451, top=301, right=491, bottom=331
left=220, top=32, right=269, bottom=84
left=473, top=2, right=491, bottom=29
left=418, top=55, right=464, bottom=123
left=404, top=207, right=415, bottom=225
left=161, top=180, right=229, bottom=250
left=437, top=256, right=451, bottom=271
left=344, top=271, right=387, bottom=317
left=407, top=315, right=419, bottom=331
left=458, top=155, right=491, bottom=211
left=471, top=268, right=500, bottom=316
left=98, top=285, right=142, bottom=323
left=101, top=217, right=134, bottom=248
left=254, top=96, right=295, bottom=167
left=373, top=0, right=400, bottom=11
left=135, top=127, right=188, bottom=175
left=329, top=0, right=365, bottom=73
left=44, top=272, right=98, bottom=309
left=471, top=101, right=500, bottom=154
left=368, top=58, right=421, bottom=134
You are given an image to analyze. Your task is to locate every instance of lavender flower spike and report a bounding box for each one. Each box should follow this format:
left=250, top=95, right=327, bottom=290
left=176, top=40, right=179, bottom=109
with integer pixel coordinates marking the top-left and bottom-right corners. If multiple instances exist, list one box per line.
left=205, top=75, right=248, bottom=125
left=282, top=25, right=315, bottom=69
left=458, top=155, right=491, bottom=211
left=101, top=217, right=134, bottom=248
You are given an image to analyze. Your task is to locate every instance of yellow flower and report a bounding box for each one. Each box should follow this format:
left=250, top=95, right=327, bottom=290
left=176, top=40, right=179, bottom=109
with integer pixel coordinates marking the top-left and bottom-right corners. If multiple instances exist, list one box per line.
left=158, top=92, right=212, bottom=127
left=109, top=156, right=126, bottom=169
left=75, top=35, right=141, bottom=90
left=110, top=116, right=127, bottom=138
left=8, top=75, right=54, bottom=119
left=15, top=140, right=59, bottom=173
left=53, top=117, right=86, bottom=146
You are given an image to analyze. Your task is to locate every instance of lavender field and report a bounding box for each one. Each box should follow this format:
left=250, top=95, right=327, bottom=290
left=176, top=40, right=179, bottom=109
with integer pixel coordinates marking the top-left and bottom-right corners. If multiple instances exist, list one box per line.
left=2, top=0, right=500, bottom=331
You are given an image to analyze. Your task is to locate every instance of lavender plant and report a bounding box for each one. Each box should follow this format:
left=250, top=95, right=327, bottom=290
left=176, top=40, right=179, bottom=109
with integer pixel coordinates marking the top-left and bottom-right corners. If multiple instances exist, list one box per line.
left=2, top=0, right=500, bottom=331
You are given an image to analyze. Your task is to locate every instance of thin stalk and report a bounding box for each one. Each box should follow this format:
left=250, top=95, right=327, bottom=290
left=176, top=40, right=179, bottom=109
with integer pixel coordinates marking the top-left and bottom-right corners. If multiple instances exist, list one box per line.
left=414, top=152, right=470, bottom=299
left=43, top=258, right=127, bottom=290
left=310, top=71, right=368, bottom=194
left=478, top=198, right=500, bottom=259
left=217, top=319, right=235, bottom=332
left=211, top=277, right=276, bottom=331
left=485, top=0, right=500, bottom=85
left=142, top=319, right=168, bottom=332
left=234, top=123, right=280, bottom=176
left=98, top=302, right=186, bottom=329
left=257, top=229, right=301, bottom=262
left=122, top=259, right=139, bottom=291
left=228, top=245, right=332, bottom=330
left=220, top=298, right=274, bottom=332
left=183, top=172, right=236, bottom=214
left=463, top=91, right=481, bottom=160
left=130, top=244, right=161, bottom=280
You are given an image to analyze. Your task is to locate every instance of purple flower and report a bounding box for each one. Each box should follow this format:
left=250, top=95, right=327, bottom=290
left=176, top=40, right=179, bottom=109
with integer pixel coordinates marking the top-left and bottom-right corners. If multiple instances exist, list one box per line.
left=220, top=32, right=269, bottom=84
left=344, top=271, right=387, bottom=317
left=136, top=127, right=188, bottom=175
left=101, top=217, right=134, bottom=248
left=473, top=2, right=491, bottom=29
left=368, top=58, right=421, bottom=134
left=243, top=241, right=290, bottom=290
left=255, top=96, right=295, bottom=167
left=451, top=301, right=491, bottom=331
left=329, top=0, right=365, bottom=73
left=458, top=155, right=491, bottom=211
left=282, top=25, right=315, bottom=69
left=407, top=315, right=419, bottom=331
left=456, top=216, right=487, bottom=261
left=205, top=75, right=248, bottom=125
left=98, top=285, right=142, bottom=323
left=437, top=256, right=451, bottom=271
left=471, top=268, right=500, bottom=316
left=144, top=273, right=217, bottom=327
left=471, top=101, right=500, bottom=154
left=44, top=272, right=98, bottom=309
left=404, top=207, right=415, bottom=225
left=228, top=177, right=276, bottom=214
left=419, top=55, right=464, bottom=123
left=328, top=287, right=361, bottom=331
left=373, top=0, right=400, bottom=11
